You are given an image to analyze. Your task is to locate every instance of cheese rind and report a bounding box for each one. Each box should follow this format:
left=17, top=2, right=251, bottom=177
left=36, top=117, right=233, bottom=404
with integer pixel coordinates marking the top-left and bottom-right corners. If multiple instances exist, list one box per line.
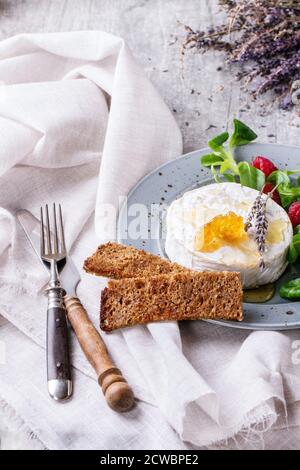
left=165, top=183, right=293, bottom=288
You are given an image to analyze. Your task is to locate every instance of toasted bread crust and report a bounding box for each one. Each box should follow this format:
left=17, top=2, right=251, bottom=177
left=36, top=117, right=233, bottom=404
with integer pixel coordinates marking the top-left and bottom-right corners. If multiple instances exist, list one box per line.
left=100, top=271, right=243, bottom=331
left=84, top=242, right=187, bottom=279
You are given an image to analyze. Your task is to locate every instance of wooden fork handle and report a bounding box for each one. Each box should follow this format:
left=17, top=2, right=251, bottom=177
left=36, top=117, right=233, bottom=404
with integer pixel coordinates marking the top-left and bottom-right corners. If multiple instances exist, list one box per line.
left=64, top=295, right=134, bottom=413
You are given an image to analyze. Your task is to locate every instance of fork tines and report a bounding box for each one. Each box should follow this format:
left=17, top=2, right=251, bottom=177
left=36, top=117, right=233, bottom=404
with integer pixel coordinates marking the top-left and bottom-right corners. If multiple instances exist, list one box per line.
left=40, top=203, right=66, bottom=261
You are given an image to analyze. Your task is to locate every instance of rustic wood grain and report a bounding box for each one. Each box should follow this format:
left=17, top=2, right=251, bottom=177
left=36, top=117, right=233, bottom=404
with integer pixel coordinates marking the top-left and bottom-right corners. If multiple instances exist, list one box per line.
left=64, top=295, right=135, bottom=412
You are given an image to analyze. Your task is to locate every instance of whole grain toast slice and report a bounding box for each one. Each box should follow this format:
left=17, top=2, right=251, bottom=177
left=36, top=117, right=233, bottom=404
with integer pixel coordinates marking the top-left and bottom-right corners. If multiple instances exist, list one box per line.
left=84, top=242, right=188, bottom=279
left=100, top=271, right=243, bottom=331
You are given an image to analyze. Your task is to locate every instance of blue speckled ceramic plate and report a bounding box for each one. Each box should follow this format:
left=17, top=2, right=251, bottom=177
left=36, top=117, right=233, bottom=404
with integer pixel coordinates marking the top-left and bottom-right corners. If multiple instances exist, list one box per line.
left=118, top=142, right=300, bottom=330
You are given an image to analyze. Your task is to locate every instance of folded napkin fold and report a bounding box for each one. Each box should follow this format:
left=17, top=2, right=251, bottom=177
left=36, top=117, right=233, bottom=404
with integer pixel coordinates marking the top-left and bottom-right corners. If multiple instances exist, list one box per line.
left=0, top=31, right=299, bottom=450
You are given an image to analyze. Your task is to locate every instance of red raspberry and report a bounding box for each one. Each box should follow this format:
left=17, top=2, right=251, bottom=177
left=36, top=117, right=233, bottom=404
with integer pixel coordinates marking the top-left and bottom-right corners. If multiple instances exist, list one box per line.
left=252, top=156, right=278, bottom=177
left=262, top=183, right=281, bottom=205
left=288, top=201, right=300, bottom=227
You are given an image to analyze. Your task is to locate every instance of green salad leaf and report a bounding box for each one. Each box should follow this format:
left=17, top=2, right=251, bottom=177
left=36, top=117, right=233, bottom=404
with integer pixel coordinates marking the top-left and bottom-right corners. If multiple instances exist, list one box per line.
left=287, top=234, right=300, bottom=263
left=288, top=243, right=298, bottom=264
left=286, top=170, right=300, bottom=175
left=267, top=170, right=300, bottom=207
left=267, top=170, right=290, bottom=186
left=279, top=278, right=300, bottom=300
left=201, top=154, right=224, bottom=166
left=238, top=162, right=265, bottom=190
left=200, top=119, right=259, bottom=186
left=208, top=132, right=229, bottom=152
left=229, top=119, right=258, bottom=148
left=277, top=184, right=300, bottom=208
left=279, top=227, right=300, bottom=299
left=223, top=173, right=236, bottom=182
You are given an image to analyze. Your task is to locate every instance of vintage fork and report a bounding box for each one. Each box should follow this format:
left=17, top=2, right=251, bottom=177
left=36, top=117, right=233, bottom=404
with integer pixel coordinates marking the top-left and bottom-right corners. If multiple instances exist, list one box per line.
left=40, top=203, right=72, bottom=401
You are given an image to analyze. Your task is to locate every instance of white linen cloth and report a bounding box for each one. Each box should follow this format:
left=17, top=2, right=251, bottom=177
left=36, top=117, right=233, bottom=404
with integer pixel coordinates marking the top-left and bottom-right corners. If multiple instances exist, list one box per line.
left=0, top=31, right=300, bottom=450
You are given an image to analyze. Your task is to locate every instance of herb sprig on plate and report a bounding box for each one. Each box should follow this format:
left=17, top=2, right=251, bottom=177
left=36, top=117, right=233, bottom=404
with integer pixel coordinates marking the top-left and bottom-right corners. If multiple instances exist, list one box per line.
left=201, top=119, right=300, bottom=209
left=201, top=119, right=263, bottom=189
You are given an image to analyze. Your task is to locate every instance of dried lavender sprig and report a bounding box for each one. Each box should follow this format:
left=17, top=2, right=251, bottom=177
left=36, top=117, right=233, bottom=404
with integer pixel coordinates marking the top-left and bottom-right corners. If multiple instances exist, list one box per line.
left=244, top=192, right=268, bottom=271
left=264, top=0, right=300, bottom=7
left=244, top=193, right=264, bottom=232
left=182, top=0, right=300, bottom=109
left=232, top=31, right=300, bottom=63
left=254, top=198, right=269, bottom=271
left=244, top=184, right=279, bottom=271
left=257, top=50, right=300, bottom=95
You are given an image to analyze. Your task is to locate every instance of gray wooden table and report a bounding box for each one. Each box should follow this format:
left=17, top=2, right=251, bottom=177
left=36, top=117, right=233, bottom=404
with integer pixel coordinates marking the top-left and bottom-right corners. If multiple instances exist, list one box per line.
left=0, top=0, right=299, bottom=450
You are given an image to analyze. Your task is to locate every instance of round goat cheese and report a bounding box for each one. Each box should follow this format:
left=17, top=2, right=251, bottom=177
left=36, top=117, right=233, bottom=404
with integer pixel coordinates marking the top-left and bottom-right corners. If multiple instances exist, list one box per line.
left=165, top=182, right=293, bottom=288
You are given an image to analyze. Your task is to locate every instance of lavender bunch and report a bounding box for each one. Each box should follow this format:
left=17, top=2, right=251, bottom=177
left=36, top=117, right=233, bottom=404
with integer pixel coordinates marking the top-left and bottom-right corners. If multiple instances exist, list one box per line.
left=258, top=50, right=300, bottom=94
left=182, top=0, right=300, bottom=109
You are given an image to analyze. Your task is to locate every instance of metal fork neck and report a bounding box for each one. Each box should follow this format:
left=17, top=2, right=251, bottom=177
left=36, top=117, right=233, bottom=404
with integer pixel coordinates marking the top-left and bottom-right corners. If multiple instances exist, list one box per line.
left=49, top=259, right=60, bottom=288
left=45, top=260, right=66, bottom=308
